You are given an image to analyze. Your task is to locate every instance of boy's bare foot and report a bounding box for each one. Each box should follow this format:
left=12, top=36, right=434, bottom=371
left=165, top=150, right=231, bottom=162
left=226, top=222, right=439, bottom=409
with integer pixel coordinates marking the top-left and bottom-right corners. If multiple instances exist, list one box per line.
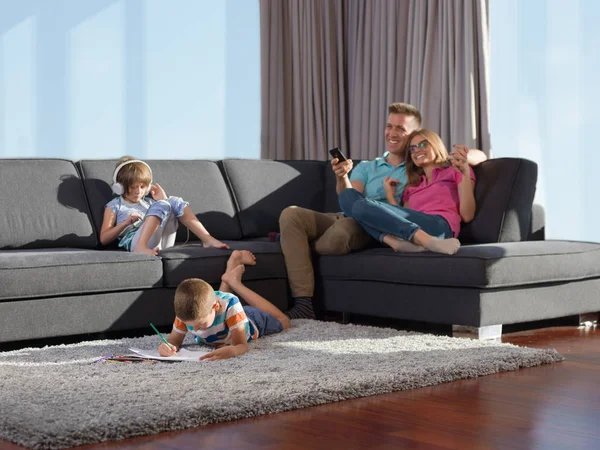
left=227, top=250, right=256, bottom=271
left=133, top=245, right=159, bottom=256
left=221, top=264, right=245, bottom=288
left=202, top=236, right=230, bottom=250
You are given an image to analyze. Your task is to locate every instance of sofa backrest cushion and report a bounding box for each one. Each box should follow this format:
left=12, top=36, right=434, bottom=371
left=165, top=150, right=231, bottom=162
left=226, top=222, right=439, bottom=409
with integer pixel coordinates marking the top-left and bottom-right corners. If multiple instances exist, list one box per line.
left=459, top=157, right=538, bottom=244
left=222, top=159, right=326, bottom=237
left=78, top=159, right=242, bottom=245
left=0, top=159, right=97, bottom=249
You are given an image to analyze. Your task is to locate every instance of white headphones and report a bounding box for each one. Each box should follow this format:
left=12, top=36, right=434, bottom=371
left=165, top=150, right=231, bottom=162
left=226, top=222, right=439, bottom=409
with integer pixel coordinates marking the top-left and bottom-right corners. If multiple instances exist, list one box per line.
left=112, top=160, right=153, bottom=196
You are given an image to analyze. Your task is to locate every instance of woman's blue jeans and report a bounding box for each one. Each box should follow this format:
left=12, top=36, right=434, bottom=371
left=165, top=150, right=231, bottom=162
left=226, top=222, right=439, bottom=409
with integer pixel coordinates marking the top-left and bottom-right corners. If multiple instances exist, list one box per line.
left=338, top=188, right=453, bottom=242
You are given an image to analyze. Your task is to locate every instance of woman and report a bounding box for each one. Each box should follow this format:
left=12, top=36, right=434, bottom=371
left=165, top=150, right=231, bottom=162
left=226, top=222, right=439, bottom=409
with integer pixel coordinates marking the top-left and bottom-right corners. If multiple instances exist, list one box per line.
left=338, top=129, right=476, bottom=255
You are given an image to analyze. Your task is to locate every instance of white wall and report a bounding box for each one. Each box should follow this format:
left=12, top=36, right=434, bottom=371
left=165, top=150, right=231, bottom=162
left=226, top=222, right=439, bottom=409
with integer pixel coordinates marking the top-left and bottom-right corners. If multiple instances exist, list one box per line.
left=0, top=0, right=260, bottom=160
left=490, top=0, right=600, bottom=242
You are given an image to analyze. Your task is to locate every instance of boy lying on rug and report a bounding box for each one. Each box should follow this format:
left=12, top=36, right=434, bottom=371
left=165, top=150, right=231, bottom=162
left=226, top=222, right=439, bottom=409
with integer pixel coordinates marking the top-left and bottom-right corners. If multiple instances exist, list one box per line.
left=158, top=250, right=291, bottom=361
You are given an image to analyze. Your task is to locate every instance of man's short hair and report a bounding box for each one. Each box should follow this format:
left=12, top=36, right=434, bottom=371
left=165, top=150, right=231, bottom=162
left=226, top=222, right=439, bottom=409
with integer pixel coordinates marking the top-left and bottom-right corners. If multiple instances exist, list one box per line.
left=174, top=278, right=216, bottom=321
left=388, top=102, right=422, bottom=127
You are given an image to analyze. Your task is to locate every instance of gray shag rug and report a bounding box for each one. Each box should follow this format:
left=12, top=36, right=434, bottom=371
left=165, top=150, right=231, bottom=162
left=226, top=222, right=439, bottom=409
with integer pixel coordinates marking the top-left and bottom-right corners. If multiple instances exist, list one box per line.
left=0, top=320, right=563, bottom=449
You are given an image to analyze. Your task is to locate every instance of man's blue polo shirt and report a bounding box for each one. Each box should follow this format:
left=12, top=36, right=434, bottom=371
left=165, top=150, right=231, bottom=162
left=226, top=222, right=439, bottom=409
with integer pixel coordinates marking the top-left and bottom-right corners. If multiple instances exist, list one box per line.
left=349, top=152, right=407, bottom=203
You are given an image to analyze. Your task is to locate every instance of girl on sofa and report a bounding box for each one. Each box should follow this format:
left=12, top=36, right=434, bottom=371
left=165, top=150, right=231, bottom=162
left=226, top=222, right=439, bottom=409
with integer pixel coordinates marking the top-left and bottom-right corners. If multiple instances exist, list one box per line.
left=338, top=129, right=476, bottom=255
left=100, top=156, right=229, bottom=255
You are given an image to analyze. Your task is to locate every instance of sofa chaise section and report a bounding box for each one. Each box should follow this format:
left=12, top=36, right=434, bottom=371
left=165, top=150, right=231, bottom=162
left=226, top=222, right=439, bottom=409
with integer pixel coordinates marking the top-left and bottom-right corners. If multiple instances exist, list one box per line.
left=319, top=241, right=600, bottom=333
left=317, top=158, right=600, bottom=337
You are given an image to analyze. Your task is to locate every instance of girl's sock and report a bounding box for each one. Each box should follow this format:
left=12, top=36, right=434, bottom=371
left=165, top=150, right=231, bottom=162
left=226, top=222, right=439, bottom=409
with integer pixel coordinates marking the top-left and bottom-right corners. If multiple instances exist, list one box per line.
left=395, top=240, right=426, bottom=253
left=425, top=237, right=461, bottom=255
left=285, top=297, right=315, bottom=320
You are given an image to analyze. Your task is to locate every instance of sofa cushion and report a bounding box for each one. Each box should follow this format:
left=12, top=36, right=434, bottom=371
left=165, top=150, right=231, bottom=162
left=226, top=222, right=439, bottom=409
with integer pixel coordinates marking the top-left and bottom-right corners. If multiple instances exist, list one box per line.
left=222, top=159, right=326, bottom=237
left=0, top=249, right=163, bottom=300
left=317, top=240, right=600, bottom=289
left=159, top=241, right=287, bottom=287
left=459, top=158, right=538, bottom=244
left=0, top=159, right=97, bottom=249
left=77, top=159, right=242, bottom=245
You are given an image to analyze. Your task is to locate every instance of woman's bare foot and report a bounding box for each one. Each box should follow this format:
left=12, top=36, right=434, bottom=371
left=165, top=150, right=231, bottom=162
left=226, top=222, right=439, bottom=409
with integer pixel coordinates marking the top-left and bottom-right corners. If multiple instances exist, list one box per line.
left=133, top=245, right=159, bottom=256
left=226, top=250, right=256, bottom=271
left=424, top=237, right=461, bottom=255
left=202, top=236, right=230, bottom=250
left=382, top=235, right=425, bottom=253
left=221, top=264, right=245, bottom=289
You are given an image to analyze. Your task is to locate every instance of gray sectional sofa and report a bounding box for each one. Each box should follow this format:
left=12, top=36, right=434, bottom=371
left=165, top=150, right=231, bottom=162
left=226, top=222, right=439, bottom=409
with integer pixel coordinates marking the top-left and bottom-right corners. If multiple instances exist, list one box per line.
left=1, top=157, right=599, bottom=344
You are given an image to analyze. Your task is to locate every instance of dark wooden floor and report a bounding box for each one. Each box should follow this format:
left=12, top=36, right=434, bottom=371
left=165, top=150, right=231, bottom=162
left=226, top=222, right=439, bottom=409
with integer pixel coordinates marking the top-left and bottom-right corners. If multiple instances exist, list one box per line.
left=2, top=324, right=599, bottom=450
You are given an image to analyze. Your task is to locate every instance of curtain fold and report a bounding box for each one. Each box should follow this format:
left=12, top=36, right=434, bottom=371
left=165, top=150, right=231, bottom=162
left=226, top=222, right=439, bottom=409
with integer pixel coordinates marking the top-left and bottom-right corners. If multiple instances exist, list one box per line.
left=260, top=0, right=490, bottom=160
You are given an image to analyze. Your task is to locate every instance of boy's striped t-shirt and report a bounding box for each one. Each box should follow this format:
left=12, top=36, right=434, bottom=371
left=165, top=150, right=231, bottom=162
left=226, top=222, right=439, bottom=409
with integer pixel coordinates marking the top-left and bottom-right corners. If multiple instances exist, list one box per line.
left=172, top=291, right=258, bottom=346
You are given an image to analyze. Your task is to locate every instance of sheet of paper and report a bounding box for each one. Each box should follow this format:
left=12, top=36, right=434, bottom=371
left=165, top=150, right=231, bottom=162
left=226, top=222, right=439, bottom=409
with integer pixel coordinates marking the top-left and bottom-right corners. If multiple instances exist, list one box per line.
left=128, top=347, right=207, bottom=362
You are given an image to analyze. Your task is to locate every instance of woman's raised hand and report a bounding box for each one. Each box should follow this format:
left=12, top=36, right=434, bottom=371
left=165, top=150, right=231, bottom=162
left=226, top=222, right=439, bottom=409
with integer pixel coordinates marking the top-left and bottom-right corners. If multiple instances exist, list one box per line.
left=383, top=176, right=401, bottom=205
left=383, top=176, right=400, bottom=194
left=449, top=145, right=470, bottom=175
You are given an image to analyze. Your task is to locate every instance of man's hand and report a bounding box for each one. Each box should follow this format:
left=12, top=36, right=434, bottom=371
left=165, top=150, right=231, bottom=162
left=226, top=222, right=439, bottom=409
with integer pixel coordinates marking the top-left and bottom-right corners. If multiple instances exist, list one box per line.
left=150, top=183, right=167, bottom=201
left=200, top=346, right=240, bottom=361
left=331, top=158, right=353, bottom=179
left=448, top=145, right=470, bottom=176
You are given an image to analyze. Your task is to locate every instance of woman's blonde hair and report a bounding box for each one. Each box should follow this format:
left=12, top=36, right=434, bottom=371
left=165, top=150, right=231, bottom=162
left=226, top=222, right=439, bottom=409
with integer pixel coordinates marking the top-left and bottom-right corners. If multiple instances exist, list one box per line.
left=114, top=156, right=152, bottom=194
left=405, top=129, right=450, bottom=186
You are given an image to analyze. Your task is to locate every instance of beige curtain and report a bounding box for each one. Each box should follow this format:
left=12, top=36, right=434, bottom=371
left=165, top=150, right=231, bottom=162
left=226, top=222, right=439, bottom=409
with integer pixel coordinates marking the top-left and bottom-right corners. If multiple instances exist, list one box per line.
left=260, top=0, right=348, bottom=160
left=260, top=0, right=491, bottom=160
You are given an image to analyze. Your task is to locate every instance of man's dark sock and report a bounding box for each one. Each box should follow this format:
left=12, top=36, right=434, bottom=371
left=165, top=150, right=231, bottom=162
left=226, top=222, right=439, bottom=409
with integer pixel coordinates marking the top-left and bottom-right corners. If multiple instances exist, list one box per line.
left=285, top=297, right=315, bottom=320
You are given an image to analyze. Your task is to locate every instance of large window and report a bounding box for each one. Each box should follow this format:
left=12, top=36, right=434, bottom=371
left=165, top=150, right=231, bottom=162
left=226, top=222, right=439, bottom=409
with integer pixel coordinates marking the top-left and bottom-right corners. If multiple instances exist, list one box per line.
left=0, top=0, right=260, bottom=160
left=490, top=0, right=600, bottom=241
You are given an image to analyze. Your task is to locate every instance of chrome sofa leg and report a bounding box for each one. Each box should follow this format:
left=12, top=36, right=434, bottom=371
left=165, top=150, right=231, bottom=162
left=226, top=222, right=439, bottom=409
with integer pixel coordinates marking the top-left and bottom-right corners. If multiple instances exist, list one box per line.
left=341, top=312, right=351, bottom=324
left=579, top=312, right=598, bottom=327
left=452, top=324, right=503, bottom=340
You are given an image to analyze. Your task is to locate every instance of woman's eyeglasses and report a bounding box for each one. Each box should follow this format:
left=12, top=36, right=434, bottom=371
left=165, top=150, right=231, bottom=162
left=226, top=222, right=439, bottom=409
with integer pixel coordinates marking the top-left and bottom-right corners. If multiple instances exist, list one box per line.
left=407, top=140, right=429, bottom=153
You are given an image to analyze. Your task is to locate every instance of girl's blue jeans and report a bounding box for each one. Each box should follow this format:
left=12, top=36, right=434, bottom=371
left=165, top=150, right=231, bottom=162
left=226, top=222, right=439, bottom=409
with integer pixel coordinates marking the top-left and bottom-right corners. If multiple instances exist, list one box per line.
left=129, top=197, right=188, bottom=251
left=338, top=188, right=453, bottom=242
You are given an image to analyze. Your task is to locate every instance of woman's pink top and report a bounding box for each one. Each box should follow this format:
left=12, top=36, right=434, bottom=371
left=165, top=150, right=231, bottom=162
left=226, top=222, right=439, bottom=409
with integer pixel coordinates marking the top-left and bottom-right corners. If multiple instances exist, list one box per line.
left=402, top=166, right=476, bottom=237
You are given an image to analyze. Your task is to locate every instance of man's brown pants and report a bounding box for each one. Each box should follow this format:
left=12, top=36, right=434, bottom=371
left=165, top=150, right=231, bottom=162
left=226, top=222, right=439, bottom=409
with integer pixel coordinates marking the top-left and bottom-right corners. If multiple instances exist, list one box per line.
left=279, top=206, right=373, bottom=298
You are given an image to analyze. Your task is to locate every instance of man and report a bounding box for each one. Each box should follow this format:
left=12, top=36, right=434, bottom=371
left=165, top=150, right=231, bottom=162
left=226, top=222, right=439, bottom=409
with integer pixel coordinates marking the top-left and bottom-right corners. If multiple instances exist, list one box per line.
left=281, top=103, right=486, bottom=319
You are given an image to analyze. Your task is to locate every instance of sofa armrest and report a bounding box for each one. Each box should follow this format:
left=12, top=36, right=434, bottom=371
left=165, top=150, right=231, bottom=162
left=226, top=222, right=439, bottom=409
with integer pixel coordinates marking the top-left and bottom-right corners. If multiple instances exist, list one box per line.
left=528, top=203, right=545, bottom=241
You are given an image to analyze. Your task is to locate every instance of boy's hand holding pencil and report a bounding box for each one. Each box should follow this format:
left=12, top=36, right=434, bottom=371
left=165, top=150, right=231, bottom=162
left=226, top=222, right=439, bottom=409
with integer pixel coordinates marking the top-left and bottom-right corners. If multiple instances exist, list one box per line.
left=150, top=322, right=177, bottom=357
left=158, top=342, right=177, bottom=357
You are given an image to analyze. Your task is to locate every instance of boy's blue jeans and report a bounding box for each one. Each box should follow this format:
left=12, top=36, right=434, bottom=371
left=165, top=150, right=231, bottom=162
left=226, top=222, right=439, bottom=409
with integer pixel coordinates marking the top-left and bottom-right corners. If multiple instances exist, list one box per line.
left=338, top=188, right=452, bottom=242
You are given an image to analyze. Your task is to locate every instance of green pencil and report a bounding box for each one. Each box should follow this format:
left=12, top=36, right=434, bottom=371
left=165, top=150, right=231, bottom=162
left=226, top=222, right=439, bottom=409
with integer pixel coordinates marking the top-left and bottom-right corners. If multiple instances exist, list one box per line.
left=150, top=322, right=173, bottom=350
